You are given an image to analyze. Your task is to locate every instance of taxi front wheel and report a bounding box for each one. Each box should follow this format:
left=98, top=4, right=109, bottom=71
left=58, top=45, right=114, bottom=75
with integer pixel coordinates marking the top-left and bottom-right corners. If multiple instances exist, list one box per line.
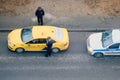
left=16, top=48, right=24, bottom=53
left=93, top=53, right=104, bottom=58
left=52, top=48, right=60, bottom=53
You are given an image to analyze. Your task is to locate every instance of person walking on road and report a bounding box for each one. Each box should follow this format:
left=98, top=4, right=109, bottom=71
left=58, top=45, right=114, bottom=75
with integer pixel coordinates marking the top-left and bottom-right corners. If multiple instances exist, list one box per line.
left=46, top=37, right=54, bottom=57
left=35, top=7, right=45, bottom=25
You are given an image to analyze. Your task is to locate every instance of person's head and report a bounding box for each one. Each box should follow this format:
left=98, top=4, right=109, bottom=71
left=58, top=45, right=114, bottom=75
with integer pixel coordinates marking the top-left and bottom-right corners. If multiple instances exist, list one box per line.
left=37, top=6, right=42, bottom=10
left=47, top=37, right=51, bottom=40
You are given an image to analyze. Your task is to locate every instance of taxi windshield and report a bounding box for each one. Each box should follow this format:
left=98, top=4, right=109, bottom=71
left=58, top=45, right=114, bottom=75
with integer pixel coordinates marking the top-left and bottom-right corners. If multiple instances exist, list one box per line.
left=21, top=27, right=33, bottom=42
left=102, top=30, right=113, bottom=47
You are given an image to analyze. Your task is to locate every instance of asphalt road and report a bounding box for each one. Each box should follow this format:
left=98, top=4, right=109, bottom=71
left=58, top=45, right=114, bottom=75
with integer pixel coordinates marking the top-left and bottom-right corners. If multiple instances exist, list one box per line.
left=0, top=32, right=120, bottom=80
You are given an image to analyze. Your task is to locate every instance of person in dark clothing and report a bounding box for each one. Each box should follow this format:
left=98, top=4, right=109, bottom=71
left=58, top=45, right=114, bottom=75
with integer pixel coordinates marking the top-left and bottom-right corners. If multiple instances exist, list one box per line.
left=35, top=7, right=45, bottom=25
left=46, top=37, right=54, bottom=57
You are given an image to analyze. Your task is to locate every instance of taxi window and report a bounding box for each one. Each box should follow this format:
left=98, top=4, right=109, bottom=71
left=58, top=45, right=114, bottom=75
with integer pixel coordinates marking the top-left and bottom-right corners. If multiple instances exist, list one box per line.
left=39, top=39, right=46, bottom=43
left=27, top=39, right=46, bottom=44
left=27, top=39, right=39, bottom=44
left=21, top=27, right=32, bottom=42
left=54, top=27, right=63, bottom=41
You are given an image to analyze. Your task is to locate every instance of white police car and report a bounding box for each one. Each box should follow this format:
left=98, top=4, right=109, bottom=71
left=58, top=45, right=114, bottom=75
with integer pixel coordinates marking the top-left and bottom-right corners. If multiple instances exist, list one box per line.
left=87, top=29, right=120, bottom=58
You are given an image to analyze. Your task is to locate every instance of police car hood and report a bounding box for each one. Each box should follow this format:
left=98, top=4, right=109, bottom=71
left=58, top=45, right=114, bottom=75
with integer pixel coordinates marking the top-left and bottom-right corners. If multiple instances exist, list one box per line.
left=88, top=33, right=103, bottom=49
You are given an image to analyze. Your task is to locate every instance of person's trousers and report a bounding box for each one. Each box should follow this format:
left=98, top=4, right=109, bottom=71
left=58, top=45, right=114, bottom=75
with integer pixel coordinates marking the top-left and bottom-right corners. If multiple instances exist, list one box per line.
left=37, top=16, right=43, bottom=25
left=47, top=49, right=52, bottom=56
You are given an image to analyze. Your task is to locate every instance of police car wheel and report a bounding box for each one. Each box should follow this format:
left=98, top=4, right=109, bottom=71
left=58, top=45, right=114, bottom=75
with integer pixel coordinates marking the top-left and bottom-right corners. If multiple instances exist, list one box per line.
left=16, top=48, right=24, bottom=53
left=93, top=53, right=103, bottom=58
left=52, top=48, right=60, bottom=53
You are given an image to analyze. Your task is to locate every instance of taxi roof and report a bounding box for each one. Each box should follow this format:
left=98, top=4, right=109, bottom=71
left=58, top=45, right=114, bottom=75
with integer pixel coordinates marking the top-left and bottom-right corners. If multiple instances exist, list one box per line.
left=32, top=26, right=58, bottom=39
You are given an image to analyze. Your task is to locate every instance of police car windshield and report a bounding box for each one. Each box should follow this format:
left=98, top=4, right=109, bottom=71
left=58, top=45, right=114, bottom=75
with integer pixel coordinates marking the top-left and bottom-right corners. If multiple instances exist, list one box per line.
left=21, top=27, right=33, bottom=42
left=102, top=30, right=113, bottom=47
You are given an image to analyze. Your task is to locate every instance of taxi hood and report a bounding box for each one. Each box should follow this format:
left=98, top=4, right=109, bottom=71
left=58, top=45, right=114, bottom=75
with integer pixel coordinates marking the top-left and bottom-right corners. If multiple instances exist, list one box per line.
left=8, top=29, right=23, bottom=44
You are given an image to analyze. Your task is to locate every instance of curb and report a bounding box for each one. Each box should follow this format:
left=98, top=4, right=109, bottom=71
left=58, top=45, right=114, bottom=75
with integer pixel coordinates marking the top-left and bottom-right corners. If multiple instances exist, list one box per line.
left=0, top=30, right=12, bottom=32
left=68, top=29, right=106, bottom=32
left=0, top=29, right=109, bottom=32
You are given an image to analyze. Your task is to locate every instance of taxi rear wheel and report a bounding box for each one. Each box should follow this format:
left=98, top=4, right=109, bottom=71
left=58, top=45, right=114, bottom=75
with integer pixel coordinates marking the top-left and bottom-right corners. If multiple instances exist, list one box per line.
left=52, top=48, right=60, bottom=53
left=93, top=53, right=104, bottom=58
left=16, top=48, right=24, bottom=53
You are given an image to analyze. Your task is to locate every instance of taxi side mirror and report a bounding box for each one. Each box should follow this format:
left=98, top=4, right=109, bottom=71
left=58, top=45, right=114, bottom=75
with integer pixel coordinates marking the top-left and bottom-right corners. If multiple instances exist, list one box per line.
left=26, top=43, right=31, bottom=46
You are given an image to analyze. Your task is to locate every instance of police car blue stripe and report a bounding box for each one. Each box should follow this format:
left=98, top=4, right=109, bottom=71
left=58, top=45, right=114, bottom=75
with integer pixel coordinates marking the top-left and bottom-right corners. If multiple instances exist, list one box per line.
left=94, top=49, right=120, bottom=52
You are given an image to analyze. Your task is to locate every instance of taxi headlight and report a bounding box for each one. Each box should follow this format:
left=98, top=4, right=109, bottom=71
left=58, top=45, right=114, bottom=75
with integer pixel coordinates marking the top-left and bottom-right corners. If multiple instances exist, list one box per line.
left=11, top=43, right=15, bottom=47
left=8, top=41, right=15, bottom=47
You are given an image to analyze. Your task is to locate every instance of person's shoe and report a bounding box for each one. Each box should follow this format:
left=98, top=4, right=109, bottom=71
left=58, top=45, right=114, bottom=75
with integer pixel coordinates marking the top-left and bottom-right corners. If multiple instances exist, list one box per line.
left=49, top=54, right=51, bottom=56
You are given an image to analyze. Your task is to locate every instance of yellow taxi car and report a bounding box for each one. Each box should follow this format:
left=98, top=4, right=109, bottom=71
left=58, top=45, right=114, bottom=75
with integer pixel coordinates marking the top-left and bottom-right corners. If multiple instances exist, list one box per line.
left=8, top=26, right=69, bottom=53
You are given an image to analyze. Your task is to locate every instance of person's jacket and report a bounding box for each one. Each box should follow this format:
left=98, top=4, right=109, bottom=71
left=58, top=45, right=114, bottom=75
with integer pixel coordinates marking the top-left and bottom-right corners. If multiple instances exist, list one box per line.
left=46, top=40, right=54, bottom=49
left=35, top=8, right=45, bottom=17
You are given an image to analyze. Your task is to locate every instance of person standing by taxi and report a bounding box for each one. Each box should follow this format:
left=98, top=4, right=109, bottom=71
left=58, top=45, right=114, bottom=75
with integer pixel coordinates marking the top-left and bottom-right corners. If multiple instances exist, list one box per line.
left=46, top=37, right=54, bottom=57
left=35, top=7, right=45, bottom=25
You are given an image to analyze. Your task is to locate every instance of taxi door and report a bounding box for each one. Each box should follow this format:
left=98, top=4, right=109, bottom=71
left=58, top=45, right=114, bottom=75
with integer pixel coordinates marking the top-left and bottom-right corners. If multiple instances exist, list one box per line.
left=24, top=39, right=46, bottom=51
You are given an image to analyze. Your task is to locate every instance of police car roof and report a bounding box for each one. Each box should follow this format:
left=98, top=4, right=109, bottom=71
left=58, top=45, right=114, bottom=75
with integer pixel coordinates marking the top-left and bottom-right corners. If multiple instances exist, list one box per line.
left=112, top=29, right=120, bottom=43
